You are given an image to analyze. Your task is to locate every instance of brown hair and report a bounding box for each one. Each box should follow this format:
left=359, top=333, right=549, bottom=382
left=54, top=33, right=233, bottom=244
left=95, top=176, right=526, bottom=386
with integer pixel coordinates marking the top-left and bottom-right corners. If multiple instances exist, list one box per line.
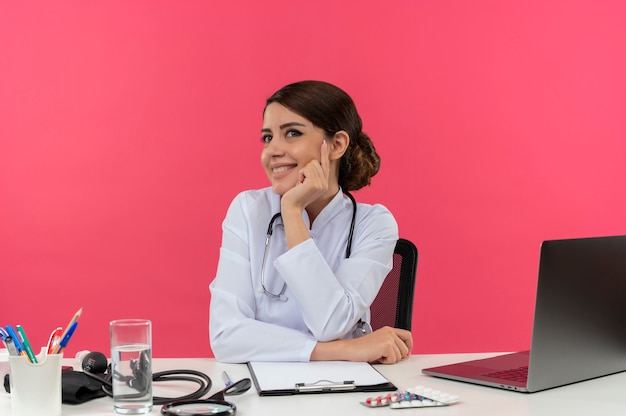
left=265, top=80, right=381, bottom=191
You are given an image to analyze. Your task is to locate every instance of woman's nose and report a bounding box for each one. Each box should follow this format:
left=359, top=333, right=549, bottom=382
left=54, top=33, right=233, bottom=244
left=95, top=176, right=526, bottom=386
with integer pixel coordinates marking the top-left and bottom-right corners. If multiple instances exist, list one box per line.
left=264, top=137, right=284, bottom=155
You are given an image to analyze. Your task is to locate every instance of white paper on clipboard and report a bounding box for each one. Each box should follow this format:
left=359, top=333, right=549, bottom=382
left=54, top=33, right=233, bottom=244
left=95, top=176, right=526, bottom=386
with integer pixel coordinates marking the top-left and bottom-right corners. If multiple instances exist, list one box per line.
left=247, top=361, right=394, bottom=394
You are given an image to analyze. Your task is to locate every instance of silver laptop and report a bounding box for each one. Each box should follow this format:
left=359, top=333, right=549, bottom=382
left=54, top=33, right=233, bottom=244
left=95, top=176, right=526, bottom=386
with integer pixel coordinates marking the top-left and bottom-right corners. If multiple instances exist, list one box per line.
left=422, top=235, right=626, bottom=393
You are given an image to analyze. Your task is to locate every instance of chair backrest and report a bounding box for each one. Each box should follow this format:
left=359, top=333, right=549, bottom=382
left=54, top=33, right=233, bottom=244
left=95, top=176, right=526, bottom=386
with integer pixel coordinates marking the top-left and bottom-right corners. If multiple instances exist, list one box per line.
left=369, top=238, right=418, bottom=331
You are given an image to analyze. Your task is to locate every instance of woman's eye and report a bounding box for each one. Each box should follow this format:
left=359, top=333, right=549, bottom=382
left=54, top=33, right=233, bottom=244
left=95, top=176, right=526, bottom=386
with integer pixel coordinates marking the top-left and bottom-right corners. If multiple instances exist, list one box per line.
left=285, top=129, right=302, bottom=138
left=261, top=134, right=272, bottom=144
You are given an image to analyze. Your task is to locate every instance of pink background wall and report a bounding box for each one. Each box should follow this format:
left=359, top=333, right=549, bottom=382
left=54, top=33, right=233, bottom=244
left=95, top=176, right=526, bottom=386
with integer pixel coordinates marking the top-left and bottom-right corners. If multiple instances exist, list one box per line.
left=2, top=1, right=625, bottom=358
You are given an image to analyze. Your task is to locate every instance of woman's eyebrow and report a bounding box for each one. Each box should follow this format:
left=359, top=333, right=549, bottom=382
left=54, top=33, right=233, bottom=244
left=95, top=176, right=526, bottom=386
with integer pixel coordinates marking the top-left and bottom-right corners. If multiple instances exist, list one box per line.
left=261, top=121, right=307, bottom=133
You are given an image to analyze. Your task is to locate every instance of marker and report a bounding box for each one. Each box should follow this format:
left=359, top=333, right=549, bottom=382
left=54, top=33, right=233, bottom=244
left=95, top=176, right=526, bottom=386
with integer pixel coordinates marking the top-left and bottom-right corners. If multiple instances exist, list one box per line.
left=16, top=325, right=38, bottom=363
left=54, top=321, right=79, bottom=354
left=5, top=326, right=27, bottom=358
left=46, top=327, right=63, bottom=354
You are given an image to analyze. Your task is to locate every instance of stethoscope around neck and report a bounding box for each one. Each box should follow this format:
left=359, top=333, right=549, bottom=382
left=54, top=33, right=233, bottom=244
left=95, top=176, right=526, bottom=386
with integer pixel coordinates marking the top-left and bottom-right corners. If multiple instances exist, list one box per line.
left=259, top=191, right=357, bottom=302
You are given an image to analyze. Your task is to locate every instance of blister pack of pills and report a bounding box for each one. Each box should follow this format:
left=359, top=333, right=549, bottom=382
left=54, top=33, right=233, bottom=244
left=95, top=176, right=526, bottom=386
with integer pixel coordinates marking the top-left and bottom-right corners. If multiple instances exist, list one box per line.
left=361, top=385, right=460, bottom=409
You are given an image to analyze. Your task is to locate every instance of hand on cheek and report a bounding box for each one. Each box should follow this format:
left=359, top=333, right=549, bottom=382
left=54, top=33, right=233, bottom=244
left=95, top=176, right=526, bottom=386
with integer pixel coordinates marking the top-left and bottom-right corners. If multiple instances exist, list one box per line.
left=283, top=140, right=331, bottom=210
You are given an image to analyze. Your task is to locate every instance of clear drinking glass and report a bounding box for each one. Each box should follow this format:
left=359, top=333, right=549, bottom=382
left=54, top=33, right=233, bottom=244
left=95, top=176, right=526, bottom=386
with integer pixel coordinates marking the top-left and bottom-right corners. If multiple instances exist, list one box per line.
left=110, top=319, right=153, bottom=414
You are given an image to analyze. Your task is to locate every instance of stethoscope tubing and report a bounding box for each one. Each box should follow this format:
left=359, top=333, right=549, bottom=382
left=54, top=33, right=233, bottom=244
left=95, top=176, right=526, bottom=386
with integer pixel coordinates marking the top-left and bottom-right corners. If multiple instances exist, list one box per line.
left=259, top=191, right=357, bottom=300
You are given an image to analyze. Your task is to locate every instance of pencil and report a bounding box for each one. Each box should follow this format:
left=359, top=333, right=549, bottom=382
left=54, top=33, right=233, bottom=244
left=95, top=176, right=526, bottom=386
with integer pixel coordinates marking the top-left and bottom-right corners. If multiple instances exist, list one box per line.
left=59, top=307, right=83, bottom=341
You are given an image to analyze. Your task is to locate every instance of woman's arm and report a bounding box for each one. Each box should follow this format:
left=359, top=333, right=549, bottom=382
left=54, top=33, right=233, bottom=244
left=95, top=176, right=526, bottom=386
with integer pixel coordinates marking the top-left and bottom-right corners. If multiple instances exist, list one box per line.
left=311, top=326, right=413, bottom=364
left=209, top=192, right=317, bottom=363
left=274, top=205, right=398, bottom=341
left=209, top=191, right=409, bottom=363
left=210, top=286, right=318, bottom=363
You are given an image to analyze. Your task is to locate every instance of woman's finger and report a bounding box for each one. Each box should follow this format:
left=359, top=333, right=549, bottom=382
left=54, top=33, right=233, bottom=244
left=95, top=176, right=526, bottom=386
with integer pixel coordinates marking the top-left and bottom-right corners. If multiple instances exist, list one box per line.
left=320, top=140, right=330, bottom=181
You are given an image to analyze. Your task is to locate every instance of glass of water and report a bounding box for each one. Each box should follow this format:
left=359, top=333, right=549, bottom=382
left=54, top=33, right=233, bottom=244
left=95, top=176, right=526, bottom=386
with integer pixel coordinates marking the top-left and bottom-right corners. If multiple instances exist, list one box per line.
left=110, top=319, right=153, bottom=414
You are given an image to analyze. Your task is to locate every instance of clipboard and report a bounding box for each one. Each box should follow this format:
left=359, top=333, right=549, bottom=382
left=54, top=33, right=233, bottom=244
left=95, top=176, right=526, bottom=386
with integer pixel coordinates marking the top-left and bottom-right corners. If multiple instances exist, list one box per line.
left=247, top=361, right=396, bottom=396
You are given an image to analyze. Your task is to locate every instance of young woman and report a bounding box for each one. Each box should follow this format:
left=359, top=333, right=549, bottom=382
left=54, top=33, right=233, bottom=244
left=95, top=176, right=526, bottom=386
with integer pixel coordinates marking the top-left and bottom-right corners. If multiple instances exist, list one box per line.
left=209, top=80, right=412, bottom=363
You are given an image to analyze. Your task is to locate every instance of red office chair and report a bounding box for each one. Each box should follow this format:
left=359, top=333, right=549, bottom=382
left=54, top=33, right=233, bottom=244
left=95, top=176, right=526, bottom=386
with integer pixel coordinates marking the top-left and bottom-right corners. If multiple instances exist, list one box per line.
left=369, top=238, right=418, bottom=331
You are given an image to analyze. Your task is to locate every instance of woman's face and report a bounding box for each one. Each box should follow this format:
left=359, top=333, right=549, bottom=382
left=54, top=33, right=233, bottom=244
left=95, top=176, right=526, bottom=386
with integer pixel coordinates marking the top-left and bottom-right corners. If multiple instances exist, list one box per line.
left=261, top=103, right=328, bottom=196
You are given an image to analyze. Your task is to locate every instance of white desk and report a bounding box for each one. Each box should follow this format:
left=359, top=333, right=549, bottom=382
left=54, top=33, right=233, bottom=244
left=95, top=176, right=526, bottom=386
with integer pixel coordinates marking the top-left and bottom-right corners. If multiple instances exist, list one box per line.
left=2, top=353, right=626, bottom=415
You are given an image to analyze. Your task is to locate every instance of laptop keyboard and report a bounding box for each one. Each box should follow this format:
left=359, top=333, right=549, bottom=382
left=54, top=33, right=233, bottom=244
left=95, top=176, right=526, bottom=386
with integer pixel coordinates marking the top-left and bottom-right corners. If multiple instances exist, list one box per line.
left=484, top=366, right=528, bottom=382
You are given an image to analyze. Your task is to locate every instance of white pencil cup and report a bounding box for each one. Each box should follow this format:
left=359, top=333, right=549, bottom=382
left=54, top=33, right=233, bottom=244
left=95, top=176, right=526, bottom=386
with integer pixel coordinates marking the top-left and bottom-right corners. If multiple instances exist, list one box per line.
left=8, top=347, right=63, bottom=416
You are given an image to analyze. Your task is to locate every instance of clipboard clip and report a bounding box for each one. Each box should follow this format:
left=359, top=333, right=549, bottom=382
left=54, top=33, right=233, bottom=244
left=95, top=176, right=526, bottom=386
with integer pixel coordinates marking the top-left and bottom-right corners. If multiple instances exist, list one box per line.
left=295, top=379, right=356, bottom=392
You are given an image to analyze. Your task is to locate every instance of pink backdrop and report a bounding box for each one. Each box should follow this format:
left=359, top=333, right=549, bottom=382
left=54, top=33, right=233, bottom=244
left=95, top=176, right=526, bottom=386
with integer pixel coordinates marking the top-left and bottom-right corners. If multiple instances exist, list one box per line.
left=2, top=1, right=625, bottom=358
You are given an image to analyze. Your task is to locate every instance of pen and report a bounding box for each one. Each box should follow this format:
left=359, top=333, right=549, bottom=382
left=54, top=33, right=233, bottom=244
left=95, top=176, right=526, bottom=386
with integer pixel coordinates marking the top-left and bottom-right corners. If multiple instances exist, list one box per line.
left=1, top=327, right=12, bottom=352
left=16, top=325, right=38, bottom=363
left=222, top=370, right=233, bottom=387
left=5, top=325, right=27, bottom=358
left=4, top=336, right=20, bottom=356
left=54, top=321, right=79, bottom=354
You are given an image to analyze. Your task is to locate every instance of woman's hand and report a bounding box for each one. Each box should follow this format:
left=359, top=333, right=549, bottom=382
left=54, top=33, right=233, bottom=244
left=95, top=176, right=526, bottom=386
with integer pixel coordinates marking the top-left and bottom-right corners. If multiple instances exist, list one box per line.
left=280, top=140, right=333, bottom=249
left=311, top=326, right=413, bottom=364
left=358, top=326, right=413, bottom=364
left=280, top=140, right=331, bottom=214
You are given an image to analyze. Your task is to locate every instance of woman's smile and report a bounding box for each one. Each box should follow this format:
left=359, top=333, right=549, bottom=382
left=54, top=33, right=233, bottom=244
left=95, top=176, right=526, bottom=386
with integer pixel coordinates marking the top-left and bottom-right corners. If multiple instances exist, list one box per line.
left=272, top=165, right=296, bottom=174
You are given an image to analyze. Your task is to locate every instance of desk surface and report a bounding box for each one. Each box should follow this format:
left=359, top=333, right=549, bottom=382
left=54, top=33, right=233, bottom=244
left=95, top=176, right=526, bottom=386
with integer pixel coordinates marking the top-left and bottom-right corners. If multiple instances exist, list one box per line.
left=2, top=353, right=626, bottom=415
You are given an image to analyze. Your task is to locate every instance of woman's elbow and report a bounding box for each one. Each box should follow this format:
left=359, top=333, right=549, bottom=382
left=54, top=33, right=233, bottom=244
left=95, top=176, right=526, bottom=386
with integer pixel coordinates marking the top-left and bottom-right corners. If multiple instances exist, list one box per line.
left=310, top=322, right=352, bottom=342
left=210, top=331, right=237, bottom=363
left=211, top=338, right=243, bottom=363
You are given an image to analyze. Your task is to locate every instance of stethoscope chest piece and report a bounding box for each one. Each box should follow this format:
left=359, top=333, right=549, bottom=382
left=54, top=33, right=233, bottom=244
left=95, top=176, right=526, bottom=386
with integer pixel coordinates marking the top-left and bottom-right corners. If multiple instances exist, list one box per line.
left=160, top=377, right=251, bottom=416
left=161, top=399, right=236, bottom=415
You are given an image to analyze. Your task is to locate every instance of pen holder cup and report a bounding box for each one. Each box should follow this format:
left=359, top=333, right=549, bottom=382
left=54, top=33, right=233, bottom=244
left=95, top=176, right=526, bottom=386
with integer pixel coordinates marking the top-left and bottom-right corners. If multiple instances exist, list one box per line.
left=8, top=347, right=63, bottom=416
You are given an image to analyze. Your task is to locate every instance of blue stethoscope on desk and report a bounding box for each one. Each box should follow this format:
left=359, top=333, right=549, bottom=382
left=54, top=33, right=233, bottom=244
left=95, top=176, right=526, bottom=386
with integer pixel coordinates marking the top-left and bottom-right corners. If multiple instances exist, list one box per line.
left=258, top=191, right=372, bottom=337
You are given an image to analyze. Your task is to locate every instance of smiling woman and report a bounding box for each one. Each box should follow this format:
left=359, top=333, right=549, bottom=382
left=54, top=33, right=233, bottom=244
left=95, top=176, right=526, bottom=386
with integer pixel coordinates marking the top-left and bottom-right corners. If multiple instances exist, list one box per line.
left=208, top=80, right=413, bottom=364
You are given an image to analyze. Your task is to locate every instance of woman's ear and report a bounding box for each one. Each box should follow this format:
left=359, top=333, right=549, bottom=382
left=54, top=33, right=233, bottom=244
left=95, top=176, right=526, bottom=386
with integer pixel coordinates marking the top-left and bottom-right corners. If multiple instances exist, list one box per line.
left=329, top=131, right=350, bottom=161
